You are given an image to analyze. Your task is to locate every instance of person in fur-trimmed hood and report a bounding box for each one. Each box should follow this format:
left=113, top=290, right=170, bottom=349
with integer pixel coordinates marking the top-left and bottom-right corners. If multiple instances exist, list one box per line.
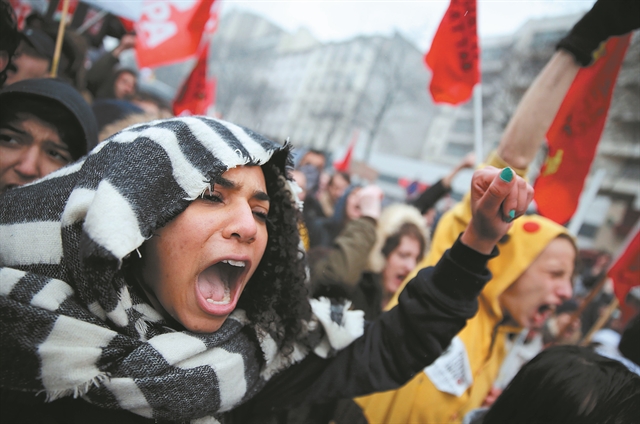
left=310, top=187, right=429, bottom=320
left=1, top=116, right=531, bottom=423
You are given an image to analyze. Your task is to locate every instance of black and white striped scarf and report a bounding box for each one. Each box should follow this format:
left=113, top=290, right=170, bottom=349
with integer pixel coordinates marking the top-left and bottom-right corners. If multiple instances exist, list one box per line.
left=0, top=116, right=363, bottom=423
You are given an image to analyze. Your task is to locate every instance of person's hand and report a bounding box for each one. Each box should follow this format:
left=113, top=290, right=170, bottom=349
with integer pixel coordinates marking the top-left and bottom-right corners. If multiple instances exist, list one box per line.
left=357, top=185, right=383, bottom=220
left=460, top=166, right=534, bottom=254
left=459, top=152, right=476, bottom=169
left=113, top=34, right=137, bottom=57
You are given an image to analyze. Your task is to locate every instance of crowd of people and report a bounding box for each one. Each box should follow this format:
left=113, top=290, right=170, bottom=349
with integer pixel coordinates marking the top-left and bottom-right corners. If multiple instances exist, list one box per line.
left=1, top=0, right=640, bottom=423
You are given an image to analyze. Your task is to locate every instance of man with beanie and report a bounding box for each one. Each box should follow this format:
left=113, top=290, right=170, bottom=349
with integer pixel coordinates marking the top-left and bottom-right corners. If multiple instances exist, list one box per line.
left=0, top=78, right=98, bottom=194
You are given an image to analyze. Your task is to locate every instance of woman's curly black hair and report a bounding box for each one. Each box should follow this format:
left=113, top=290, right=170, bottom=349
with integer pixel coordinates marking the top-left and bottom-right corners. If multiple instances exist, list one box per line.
left=237, top=148, right=312, bottom=356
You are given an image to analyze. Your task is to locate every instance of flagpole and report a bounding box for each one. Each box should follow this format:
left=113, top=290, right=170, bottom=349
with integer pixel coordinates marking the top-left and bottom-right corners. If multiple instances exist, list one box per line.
left=567, top=168, right=606, bottom=235
left=76, top=9, right=109, bottom=35
left=50, top=0, right=70, bottom=78
left=473, top=83, right=483, bottom=165
left=579, top=296, right=619, bottom=346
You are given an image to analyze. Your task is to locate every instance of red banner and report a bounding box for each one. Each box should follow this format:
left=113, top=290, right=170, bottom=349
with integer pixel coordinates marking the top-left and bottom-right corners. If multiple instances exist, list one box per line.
left=135, top=0, right=217, bottom=68
left=608, top=225, right=640, bottom=323
left=425, top=0, right=479, bottom=105
left=173, top=43, right=215, bottom=116
left=534, top=35, right=631, bottom=225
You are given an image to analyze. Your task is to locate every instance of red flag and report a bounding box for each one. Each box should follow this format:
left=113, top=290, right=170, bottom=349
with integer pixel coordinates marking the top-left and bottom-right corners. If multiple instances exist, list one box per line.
left=333, top=130, right=358, bottom=172
left=534, top=35, right=631, bottom=225
left=425, top=0, right=479, bottom=104
left=608, top=223, right=640, bottom=323
left=135, top=0, right=217, bottom=68
left=173, top=44, right=215, bottom=116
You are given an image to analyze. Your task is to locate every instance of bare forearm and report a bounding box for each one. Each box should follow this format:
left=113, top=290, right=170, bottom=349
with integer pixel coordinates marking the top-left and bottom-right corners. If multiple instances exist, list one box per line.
left=497, top=50, right=579, bottom=170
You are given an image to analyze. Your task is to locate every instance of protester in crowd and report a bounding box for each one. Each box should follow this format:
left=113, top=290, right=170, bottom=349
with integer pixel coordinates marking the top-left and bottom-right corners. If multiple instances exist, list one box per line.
left=469, top=345, right=640, bottom=424
left=575, top=249, right=612, bottom=297
left=131, top=91, right=174, bottom=119
left=3, top=16, right=86, bottom=90
left=3, top=26, right=55, bottom=86
left=311, top=184, right=365, bottom=248
left=311, top=199, right=429, bottom=319
left=295, top=148, right=327, bottom=173
left=1, top=115, right=532, bottom=423
left=295, top=148, right=332, bottom=248
left=86, top=33, right=137, bottom=100
left=317, top=171, right=351, bottom=218
left=0, top=0, right=19, bottom=87
left=0, top=78, right=98, bottom=194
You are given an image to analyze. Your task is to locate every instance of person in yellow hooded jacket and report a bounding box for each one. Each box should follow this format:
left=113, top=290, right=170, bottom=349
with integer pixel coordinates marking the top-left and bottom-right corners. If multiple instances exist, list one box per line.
left=354, top=169, right=576, bottom=423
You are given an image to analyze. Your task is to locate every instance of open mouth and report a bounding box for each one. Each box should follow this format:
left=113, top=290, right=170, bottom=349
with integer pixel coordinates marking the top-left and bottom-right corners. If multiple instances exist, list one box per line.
left=532, top=304, right=554, bottom=327
left=197, top=259, right=247, bottom=308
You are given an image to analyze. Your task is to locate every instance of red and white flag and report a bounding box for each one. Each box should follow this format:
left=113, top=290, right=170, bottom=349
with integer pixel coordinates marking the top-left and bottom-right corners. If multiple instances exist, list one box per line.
left=9, top=0, right=33, bottom=29
left=425, top=0, right=479, bottom=104
left=534, top=35, right=631, bottom=225
left=135, top=0, right=217, bottom=68
left=173, top=43, right=215, bottom=116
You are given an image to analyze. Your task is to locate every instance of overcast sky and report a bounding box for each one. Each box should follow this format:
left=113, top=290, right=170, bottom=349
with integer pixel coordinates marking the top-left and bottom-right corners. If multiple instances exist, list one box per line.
left=222, top=0, right=596, bottom=50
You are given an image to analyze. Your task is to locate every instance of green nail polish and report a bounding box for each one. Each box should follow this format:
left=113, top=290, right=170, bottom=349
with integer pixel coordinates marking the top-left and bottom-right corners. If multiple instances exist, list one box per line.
left=500, top=167, right=514, bottom=183
left=509, top=210, right=515, bottom=219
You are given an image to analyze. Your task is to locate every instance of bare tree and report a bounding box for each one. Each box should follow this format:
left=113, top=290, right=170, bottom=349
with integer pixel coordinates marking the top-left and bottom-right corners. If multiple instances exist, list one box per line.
left=353, top=33, right=431, bottom=163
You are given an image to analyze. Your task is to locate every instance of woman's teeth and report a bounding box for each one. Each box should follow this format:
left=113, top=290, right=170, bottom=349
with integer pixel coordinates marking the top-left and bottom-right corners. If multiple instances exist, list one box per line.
left=206, top=285, right=231, bottom=304
left=222, top=259, right=246, bottom=267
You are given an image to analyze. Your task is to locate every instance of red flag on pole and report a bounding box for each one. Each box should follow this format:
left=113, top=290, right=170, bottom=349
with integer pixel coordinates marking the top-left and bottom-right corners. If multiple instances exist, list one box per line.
left=425, top=0, right=479, bottom=105
left=173, top=43, right=215, bottom=116
left=608, top=222, right=640, bottom=324
left=135, top=0, right=217, bottom=68
left=534, top=35, right=631, bottom=225
left=333, top=130, right=359, bottom=172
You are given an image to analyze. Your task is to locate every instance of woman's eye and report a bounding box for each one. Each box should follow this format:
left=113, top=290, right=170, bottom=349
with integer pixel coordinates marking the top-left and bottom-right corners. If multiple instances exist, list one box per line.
left=202, top=191, right=223, bottom=203
left=253, top=210, right=268, bottom=222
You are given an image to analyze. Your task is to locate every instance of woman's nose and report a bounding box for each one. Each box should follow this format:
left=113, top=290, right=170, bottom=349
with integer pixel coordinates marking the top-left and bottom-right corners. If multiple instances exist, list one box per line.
left=223, top=203, right=257, bottom=243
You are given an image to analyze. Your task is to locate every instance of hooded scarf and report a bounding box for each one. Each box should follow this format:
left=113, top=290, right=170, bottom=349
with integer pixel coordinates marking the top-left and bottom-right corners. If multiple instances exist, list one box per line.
left=0, top=116, right=363, bottom=423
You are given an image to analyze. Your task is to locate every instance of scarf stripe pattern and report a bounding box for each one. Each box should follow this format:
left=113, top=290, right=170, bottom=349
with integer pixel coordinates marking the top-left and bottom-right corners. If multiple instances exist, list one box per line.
left=0, top=116, right=364, bottom=423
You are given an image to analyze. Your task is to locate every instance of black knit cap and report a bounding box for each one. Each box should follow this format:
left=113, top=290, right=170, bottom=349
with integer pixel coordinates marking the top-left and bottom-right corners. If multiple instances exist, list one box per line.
left=0, top=78, right=98, bottom=159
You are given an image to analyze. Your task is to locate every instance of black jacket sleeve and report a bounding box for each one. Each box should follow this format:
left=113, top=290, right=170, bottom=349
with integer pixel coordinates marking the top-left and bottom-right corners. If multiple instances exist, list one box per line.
left=410, top=179, right=450, bottom=215
left=234, top=237, right=497, bottom=413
